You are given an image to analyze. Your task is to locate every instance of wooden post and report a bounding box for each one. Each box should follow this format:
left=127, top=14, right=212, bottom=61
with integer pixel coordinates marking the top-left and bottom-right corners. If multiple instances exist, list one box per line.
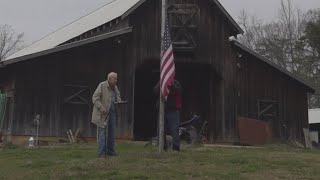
left=159, top=0, right=166, bottom=152
left=221, top=80, right=225, bottom=140
left=69, top=129, right=75, bottom=143
left=8, top=95, right=15, bottom=143
left=74, top=128, right=80, bottom=142
left=66, top=130, right=72, bottom=143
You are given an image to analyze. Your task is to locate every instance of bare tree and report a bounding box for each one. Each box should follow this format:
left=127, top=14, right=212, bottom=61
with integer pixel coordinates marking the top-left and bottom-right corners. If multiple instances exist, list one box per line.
left=0, top=24, right=24, bottom=61
left=237, top=10, right=264, bottom=50
left=237, top=1, right=320, bottom=107
left=303, top=9, right=320, bottom=107
left=238, top=0, right=307, bottom=71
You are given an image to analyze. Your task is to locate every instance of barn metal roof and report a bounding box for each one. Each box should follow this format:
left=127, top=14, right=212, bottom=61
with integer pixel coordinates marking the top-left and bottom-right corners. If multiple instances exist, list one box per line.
left=5, top=0, right=143, bottom=61
left=232, top=40, right=316, bottom=93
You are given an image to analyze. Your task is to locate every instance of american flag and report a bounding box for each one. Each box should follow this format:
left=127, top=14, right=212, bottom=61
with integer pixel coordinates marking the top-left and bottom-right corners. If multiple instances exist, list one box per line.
left=160, top=17, right=175, bottom=100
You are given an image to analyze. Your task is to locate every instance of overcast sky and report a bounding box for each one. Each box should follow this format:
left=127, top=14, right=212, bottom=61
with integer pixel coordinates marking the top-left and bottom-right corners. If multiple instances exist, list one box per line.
left=0, top=0, right=319, bottom=46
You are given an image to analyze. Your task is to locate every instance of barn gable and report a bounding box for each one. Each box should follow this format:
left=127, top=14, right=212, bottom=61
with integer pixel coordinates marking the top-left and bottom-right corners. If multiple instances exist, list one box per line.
left=2, top=0, right=242, bottom=65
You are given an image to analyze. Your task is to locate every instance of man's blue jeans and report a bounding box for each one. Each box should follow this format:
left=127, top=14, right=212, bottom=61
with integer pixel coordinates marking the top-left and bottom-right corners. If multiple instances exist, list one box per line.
left=164, top=110, right=180, bottom=151
left=97, top=110, right=116, bottom=156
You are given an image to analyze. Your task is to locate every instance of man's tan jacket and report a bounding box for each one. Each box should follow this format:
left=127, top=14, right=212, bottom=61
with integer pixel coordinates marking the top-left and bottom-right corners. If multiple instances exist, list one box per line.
left=91, top=81, right=121, bottom=128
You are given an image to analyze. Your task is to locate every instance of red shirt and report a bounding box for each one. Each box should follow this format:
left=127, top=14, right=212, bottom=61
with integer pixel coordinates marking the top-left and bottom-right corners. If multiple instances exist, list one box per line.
left=170, top=87, right=182, bottom=109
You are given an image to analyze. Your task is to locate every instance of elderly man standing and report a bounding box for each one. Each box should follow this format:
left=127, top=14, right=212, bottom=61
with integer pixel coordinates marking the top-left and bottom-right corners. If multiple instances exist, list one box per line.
left=92, top=72, right=122, bottom=157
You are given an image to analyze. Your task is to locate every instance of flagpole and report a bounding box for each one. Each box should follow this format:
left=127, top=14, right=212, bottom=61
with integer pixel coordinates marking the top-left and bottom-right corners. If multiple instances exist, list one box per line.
left=159, top=0, right=166, bottom=152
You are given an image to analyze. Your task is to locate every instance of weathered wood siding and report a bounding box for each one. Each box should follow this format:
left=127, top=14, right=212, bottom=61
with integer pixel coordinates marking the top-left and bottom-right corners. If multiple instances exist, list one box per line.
left=198, top=0, right=238, bottom=141
left=129, top=0, right=161, bottom=65
left=235, top=49, right=310, bottom=141
left=128, top=0, right=239, bottom=141
left=9, top=37, right=133, bottom=138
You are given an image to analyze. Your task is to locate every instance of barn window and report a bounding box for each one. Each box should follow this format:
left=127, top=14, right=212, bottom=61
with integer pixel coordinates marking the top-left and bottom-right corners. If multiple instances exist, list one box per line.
left=257, top=100, right=279, bottom=123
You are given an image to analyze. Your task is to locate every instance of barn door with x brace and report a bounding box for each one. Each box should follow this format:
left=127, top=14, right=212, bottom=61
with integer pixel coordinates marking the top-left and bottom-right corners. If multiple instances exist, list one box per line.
left=62, top=84, right=91, bottom=136
left=168, top=3, right=200, bottom=52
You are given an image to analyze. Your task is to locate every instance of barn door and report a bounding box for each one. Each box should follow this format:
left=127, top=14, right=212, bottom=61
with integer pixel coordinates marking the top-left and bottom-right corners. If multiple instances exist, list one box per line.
left=133, top=63, right=159, bottom=140
left=168, top=3, right=200, bottom=51
left=0, top=91, right=14, bottom=141
left=61, top=84, right=92, bottom=136
left=0, top=92, right=7, bottom=132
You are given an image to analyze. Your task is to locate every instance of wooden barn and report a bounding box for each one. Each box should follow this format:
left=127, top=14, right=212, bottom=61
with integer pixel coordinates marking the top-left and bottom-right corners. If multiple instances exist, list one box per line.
left=0, top=0, right=315, bottom=144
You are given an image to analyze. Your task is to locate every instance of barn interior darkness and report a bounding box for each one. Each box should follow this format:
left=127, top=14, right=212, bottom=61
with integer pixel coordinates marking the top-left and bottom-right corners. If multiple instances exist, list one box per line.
left=133, top=61, right=212, bottom=140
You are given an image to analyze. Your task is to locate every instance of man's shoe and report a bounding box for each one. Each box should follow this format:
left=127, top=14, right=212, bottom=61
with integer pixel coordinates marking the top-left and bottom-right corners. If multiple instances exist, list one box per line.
left=163, top=146, right=168, bottom=152
left=107, top=152, right=118, bottom=156
left=173, top=146, right=180, bottom=152
left=97, top=154, right=106, bottom=158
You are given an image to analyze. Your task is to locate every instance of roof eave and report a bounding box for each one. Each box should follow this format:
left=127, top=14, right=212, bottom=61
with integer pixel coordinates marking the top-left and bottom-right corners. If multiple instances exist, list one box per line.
left=2, top=27, right=133, bottom=66
left=231, top=40, right=316, bottom=93
left=211, top=0, right=244, bottom=35
left=121, top=0, right=146, bottom=20
left=0, top=61, right=5, bottom=68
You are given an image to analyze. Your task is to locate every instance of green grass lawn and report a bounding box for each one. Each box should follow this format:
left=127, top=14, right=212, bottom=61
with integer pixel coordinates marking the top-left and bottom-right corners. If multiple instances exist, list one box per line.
left=0, top=143, right=320, bottom=180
